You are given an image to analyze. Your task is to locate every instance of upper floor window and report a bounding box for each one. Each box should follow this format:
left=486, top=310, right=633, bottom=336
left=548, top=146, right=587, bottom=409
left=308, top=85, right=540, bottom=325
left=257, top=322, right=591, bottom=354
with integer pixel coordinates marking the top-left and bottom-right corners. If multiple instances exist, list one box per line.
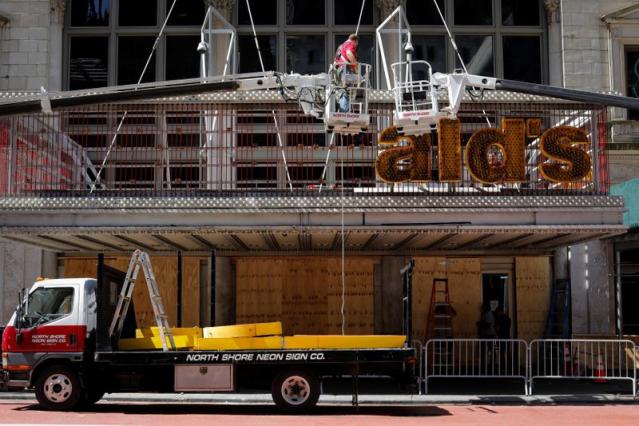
left=65, top=0, right=546, bottom=90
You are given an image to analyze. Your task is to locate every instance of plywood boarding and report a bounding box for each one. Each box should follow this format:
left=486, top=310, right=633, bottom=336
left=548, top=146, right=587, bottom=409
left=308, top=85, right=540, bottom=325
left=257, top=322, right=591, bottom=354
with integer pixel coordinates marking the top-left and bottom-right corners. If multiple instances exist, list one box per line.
left=182, top=257, right=201, bottom=327
left=326, top=258, right=375, bottom=335
left=236, top=257, right=374, bottom=335
left=447, top=259, right=482, bottom=338
left=412, top=257, right=446, bottom=342
left=282, top=259, right=328, bottom=334
left=516, top=256, right=551, bottom=342
left=235, top=258, right=283, bottom=325
left=64, top=256, right=203, bottom=329
left=411, top=258, right=481, bottom=340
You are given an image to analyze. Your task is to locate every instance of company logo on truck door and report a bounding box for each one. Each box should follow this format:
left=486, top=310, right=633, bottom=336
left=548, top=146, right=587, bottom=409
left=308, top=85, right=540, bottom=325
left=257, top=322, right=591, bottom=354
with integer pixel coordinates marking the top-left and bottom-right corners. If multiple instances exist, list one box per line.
left=186, top=352, right=326, bottom=362
left=376, top=119, right=592, bottom=184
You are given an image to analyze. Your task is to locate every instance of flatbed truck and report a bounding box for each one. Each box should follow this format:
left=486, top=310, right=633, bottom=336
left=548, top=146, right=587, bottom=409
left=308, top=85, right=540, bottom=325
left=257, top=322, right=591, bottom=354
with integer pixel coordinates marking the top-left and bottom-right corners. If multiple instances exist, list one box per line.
left=1, top=275, right=417, bottom=411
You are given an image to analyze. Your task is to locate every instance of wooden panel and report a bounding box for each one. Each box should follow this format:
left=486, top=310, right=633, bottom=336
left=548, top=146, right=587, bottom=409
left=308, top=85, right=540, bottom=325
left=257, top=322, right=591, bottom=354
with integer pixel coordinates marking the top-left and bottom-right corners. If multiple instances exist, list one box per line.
left=447, top=258, right=482, bottom=338
left=63, top=258, right=98, bottom=279
left=64, top=256, right=180, bottom=329
left=412, top=257, right=446, bottom=342
left=235, top=258, right=282, bottom=325
left=282, top=259, right=328, bottom=335
left=327, top=258, right=375, bottom=334
left=516, top=256, right=551, bottom=342
left=182, top=257, right=201, bottom=327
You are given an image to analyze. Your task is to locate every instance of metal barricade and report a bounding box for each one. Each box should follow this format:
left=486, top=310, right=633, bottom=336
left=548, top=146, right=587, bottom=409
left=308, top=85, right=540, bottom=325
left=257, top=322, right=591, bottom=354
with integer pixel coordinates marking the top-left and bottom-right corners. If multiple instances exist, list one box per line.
left=529, top=339, right=637, bottom=395
left=424, top=339, right=529, bottom=394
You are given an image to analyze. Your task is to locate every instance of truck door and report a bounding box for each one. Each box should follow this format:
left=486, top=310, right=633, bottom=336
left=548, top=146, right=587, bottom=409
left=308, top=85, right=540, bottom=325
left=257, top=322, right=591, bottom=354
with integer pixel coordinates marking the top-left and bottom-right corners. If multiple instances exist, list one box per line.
left=17, top=286, right=84, bottom=353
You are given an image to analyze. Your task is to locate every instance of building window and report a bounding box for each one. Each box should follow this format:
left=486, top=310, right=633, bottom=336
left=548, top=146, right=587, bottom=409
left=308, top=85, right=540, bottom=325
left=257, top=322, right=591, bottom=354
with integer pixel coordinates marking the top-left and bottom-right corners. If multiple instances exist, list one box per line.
left=238, top=35, right=277, bottom=73
left=65, top=0, right=204, bottom=89
left=286, top=35, right=325, bottom=74
left=69, top=36, right=109, bottom=89
left=625, top=47, right=639, bottom=120
left=404, top=0, right=544, bottom=84
left=70, top=0, right=110, bottom=26
left=166, top=35, right=201, bottom=80
left=454, top=0, right=493, bottom=25
left=286, top=0, right=325, bottom=25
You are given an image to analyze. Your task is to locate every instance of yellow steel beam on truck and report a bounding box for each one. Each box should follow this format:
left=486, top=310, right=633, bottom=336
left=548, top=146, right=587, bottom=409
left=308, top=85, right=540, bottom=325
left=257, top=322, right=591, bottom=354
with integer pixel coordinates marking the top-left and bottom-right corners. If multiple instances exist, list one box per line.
left=136, top=327, right=203, bottom=338
left=284, top=335, right=406, bottom=349
left=196, top=336, right=284, bottom=350
left=202, top=322, right=282, bottom=338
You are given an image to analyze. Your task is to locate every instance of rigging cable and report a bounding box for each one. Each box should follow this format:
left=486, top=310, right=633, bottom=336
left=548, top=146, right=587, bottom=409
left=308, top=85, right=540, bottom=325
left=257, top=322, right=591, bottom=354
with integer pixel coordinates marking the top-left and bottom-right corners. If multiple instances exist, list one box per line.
left=246, top=0, right=294, bottom=191
left=431, top=0, right=492, bottom=127
left=90, top=0, right=179, bottom=193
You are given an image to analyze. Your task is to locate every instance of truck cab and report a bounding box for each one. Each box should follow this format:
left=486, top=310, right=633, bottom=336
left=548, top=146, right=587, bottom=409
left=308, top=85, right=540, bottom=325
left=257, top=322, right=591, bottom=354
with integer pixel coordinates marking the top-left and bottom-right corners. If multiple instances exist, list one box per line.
left=1, top=279, right=97, bottom=399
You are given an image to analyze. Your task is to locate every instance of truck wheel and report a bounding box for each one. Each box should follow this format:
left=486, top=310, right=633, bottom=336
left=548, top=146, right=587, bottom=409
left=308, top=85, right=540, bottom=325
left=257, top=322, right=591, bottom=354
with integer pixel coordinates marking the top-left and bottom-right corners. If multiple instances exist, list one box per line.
left=34, top=365, right=83, bottom=410
left=271, top=370, right=320, bottom=412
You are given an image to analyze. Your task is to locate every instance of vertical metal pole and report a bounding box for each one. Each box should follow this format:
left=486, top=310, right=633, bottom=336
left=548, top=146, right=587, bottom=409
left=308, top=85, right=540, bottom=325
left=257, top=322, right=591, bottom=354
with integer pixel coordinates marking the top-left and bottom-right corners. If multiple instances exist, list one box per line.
left=210, top=250, right=216, bottom=326
left=96, top=253, right=109, bottom=350
left=177, top=250, right=183, bottom=327
left=615, top=249, right=623, bottom=337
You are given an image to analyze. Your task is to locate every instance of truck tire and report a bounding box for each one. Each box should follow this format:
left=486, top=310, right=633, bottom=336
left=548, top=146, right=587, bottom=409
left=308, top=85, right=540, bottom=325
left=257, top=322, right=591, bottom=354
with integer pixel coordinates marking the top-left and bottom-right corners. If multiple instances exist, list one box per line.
left=34, top=365, right=83, bottom=411
left=271, top=370, right=320, bottom=412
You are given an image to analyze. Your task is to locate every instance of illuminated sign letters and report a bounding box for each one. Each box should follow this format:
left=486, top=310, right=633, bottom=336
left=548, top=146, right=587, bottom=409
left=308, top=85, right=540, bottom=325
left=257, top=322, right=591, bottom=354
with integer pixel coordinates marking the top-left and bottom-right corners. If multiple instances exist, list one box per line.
left=375, top=119, right=592, bottom=184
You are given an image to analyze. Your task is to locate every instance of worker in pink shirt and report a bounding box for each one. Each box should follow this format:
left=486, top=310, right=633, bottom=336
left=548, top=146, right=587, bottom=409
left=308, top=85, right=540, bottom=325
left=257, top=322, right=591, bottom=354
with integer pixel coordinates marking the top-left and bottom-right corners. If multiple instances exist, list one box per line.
left=334, top=34, right=359, bottom=112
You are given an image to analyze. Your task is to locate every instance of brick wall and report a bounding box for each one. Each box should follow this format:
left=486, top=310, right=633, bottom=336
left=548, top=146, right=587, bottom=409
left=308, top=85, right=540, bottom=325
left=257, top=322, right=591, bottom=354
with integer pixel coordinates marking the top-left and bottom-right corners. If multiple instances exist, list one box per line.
left=560, top=0, right=636, bottom=91
left=0, top=0, right=63, bottom=92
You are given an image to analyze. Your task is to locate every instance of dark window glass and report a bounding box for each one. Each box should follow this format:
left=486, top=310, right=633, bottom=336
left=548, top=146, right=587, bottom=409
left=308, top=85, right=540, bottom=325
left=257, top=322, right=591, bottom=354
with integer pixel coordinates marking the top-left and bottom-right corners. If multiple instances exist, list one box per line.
left=626, top=48, right=639, bottom=120
left=334, top=0, right=373, bottom=25
left=503, top=36, right=541, bottom=83
left=454, top=0, right=492, bottom=25
left=502, top=0, right=540, bottom=26
left=456, top=35, right=494, bottom=76
left=167, top=1, right=205, bottom=25
left=239, top=35, right=277, bottom=73
left=412, top=35, right=446, bottom=74
left=238, top=0, right=277, bottom=25
left=286, top=0, right=325, bottom=25
left=406, top=0, right=445, bottom=25
left=71, top=0, right=110, bottom=26
left=118, top=37, right=156, bottom=85
left=166, top=36, right=200, bottom=80
left=286, top=35, right=325, bottom=74
left=69, top=37, right=109, bottom=90
left=119, top=0, right=157, bottom=26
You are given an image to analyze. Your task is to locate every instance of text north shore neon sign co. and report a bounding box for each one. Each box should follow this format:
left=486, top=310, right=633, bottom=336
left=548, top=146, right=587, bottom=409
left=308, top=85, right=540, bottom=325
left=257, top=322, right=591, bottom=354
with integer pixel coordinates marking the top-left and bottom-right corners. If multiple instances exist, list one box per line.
left=375, top=118, right=592, bottom=184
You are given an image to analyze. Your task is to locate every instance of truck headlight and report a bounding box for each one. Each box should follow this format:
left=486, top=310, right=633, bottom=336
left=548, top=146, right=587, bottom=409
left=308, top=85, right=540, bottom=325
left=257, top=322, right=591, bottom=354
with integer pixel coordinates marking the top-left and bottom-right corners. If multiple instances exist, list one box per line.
left=2, top=353, right=7, bottom=369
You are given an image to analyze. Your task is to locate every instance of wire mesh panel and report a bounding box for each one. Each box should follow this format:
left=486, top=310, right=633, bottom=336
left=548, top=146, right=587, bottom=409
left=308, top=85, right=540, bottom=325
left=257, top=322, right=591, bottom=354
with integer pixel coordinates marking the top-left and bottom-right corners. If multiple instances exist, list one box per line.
left=0, top=99, right=609, bottom=198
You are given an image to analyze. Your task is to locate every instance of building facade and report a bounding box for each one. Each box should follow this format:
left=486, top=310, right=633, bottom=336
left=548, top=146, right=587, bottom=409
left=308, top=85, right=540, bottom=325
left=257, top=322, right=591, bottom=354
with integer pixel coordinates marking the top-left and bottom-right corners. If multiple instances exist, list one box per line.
left=0, top=0, right=638, bottom=341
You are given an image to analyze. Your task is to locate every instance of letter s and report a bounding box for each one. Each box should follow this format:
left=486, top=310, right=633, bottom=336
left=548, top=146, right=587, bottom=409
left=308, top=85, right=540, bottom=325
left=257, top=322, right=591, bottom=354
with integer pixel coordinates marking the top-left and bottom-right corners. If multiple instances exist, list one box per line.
left=540, top=126, right=591, bottom=182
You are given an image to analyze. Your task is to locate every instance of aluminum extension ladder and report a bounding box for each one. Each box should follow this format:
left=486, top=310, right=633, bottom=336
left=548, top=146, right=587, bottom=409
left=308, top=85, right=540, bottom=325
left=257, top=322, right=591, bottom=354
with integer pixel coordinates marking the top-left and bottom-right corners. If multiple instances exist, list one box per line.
left=108, top=250, right=176, bottom=351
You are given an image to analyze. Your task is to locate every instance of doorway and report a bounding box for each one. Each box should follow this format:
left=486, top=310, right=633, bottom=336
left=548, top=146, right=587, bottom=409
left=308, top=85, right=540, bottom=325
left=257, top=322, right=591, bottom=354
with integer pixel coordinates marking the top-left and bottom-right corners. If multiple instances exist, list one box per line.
left=482, top=273, right=509, bottom=312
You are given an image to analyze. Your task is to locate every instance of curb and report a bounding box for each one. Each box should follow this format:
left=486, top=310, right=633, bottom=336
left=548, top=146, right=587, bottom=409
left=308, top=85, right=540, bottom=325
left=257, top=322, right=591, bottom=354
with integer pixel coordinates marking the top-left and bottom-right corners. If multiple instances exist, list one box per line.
left=0, top=392, right=636, bottom=405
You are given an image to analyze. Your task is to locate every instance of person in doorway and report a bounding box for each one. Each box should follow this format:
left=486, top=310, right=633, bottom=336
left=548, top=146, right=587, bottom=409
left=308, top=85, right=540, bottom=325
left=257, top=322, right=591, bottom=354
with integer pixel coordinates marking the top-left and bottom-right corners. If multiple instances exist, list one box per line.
left=334, top=34, right=359, bottom=112
left=478, top=303, right=497, bottom=339
left=495, top=307, right=511, bottom=339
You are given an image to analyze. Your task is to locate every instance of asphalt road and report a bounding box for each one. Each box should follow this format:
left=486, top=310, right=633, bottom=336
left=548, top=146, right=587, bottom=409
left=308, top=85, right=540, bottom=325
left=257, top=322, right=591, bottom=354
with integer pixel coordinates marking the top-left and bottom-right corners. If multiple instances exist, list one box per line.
left=0, top=399, right=638, bottom=425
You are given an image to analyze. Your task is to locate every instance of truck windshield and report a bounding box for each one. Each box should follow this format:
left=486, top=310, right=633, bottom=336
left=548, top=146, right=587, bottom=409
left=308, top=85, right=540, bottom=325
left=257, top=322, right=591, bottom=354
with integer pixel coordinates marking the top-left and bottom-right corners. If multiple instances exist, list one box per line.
left=22, top=287, right=74, bottom=328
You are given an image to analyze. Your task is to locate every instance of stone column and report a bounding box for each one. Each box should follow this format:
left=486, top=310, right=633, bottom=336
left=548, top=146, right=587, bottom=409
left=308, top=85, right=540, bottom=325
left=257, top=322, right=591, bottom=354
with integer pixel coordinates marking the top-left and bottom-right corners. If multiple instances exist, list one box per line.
left=544, top=0, right=563, bottom=87
left=49, top=0, right=66, bottom=91
left=570, top=240, right=614, bottom=335
left=376, top=0, right=402, bottom=90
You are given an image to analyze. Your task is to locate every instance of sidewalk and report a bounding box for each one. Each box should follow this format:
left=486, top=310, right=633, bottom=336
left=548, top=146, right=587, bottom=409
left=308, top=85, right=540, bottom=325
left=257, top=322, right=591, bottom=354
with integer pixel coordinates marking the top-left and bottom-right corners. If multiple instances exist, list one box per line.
left=0, top=391, right=636, bottom=405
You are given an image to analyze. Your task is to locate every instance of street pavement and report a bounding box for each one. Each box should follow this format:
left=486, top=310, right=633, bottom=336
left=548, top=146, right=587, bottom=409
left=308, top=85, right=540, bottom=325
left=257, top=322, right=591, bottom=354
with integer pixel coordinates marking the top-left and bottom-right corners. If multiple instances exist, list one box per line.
left=0, top=399, right=639, bottom=425
left=0, top=392, right=638, bottom=425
